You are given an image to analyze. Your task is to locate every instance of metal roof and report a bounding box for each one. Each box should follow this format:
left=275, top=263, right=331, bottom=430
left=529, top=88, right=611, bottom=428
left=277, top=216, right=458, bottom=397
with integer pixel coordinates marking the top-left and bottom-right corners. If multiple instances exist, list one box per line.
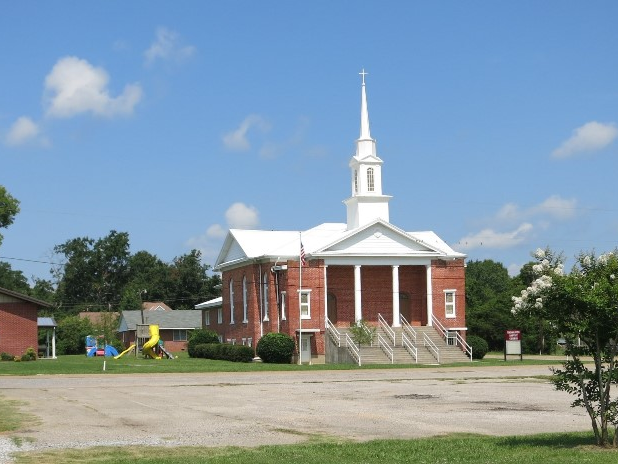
left=118, top=310, right=202, bottom=332
left=38, top=317, right=57, bottom=327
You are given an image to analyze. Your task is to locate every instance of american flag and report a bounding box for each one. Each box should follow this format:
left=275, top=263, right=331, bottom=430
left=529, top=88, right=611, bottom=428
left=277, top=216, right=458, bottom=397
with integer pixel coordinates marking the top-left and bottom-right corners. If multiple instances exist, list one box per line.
left=300, top=242, right=306, bottom=266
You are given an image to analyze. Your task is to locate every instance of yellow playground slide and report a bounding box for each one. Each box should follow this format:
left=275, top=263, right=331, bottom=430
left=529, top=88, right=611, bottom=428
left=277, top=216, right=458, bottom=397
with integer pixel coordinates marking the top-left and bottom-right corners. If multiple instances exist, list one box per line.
left=114, top=344, right=136, bottom=359
left=142, top=324, right=162, bottom=359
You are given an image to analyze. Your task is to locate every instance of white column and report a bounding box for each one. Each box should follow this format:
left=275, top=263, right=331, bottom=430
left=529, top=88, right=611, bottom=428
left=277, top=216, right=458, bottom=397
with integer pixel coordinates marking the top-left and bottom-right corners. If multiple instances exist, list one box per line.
left=52, top=326, right=57, bottom=359
left=392, top=265, right=400, bottom=327
left=323, top=265, right=328, bottom=323
left=354, top=265, right=362, bottom=322
left=426, top=264, right=433, bottom=326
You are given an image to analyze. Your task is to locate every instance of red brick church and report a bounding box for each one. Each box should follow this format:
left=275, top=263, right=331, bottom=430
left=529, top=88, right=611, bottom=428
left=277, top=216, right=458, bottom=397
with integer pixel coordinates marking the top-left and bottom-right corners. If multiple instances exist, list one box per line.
left=208, top=72, right=468, bottom=364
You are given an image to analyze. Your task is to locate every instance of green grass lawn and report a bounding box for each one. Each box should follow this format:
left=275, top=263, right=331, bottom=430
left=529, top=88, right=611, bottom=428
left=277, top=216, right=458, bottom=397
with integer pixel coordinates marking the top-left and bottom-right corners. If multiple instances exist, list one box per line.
left=10, top=433, right=618, bottom=464
left=0, top=352, right=563, bottom=376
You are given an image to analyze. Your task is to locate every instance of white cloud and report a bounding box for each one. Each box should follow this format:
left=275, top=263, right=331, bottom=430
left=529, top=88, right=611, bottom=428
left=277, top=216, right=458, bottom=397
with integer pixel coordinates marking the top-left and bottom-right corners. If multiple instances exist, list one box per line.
left=5, top=116, right=40, bottom=146
left=497, top=195, right=577, bottom=223
left=144, top=27, right=196, bottom=65
left=185, top=203, right=260, bottom=266
left=222, top=115, right=270, bottom=152
left=552, top=121, right=618, bottom=159
left=225, top=202, right=260, bottom=229
left=205, top=224, right=227, bottom=239
left=44, top=56, right=142, bottom=118
left=457, top=223, right=533, bottom=250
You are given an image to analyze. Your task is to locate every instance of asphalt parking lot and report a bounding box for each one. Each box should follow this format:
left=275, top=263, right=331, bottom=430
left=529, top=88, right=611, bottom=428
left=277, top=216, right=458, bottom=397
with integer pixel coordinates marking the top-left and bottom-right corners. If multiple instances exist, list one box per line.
left=0, top=364, right=590, bottom=460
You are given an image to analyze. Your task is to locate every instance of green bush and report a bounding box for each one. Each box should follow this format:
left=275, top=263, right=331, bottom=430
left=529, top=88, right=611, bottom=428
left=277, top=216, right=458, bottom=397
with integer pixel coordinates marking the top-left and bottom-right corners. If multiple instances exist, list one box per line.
left=192, top=343, right=253, bottom=362
left=187, top=329, right=220, bottom=357
left=1, top=352, right=14, bottom=361
left=256, top=332, right=295, bottom=363
left=56, top=315, right=93, bottom=355
left=467, top=335, right=489, bottom=360
left=20, top=347, right=37, bottom=362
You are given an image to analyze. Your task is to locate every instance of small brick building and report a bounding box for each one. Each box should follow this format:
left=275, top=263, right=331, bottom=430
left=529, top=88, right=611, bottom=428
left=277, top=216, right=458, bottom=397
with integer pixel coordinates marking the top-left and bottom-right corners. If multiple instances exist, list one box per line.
left=0, top=286, right=51, bottom=357
left=208, top=73, right=467, bottom=363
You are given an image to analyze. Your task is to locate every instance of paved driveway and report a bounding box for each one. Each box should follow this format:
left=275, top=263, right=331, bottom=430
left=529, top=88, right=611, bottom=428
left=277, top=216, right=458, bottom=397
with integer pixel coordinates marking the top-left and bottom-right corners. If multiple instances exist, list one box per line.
left=0, top=364, right=590, bottom=460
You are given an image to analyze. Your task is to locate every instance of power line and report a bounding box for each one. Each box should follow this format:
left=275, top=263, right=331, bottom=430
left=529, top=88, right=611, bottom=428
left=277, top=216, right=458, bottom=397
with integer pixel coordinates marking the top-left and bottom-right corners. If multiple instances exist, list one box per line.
left=0, top=256, right=65, bottom=266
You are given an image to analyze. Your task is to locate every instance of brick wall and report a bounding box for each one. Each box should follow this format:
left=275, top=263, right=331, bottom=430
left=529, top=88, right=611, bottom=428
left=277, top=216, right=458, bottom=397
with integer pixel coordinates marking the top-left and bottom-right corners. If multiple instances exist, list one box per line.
left=0, top=302, right=38, bottom=356
left=431, top=258, right=466, bottom=332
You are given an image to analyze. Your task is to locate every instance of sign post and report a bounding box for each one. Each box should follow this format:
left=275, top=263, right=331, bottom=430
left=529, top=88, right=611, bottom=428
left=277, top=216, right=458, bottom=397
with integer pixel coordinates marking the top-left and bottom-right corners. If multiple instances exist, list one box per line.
left=504, top=330, right=522, bottom=361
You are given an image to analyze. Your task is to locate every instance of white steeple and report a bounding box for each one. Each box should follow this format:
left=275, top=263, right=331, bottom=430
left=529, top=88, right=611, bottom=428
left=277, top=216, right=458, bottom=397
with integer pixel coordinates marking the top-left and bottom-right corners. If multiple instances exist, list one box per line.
left=344, top=70, right=392, bottom=230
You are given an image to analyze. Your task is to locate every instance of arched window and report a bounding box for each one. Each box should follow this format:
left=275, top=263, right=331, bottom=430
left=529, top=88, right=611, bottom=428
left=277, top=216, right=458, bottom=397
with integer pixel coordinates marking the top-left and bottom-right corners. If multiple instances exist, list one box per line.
left=367, top=167, right=375, bottom=192
left=263, top=272, right=269, bottom=321
left=242, top=275, right=248, bottom=323
left=229, top=279, right=235, bottom=324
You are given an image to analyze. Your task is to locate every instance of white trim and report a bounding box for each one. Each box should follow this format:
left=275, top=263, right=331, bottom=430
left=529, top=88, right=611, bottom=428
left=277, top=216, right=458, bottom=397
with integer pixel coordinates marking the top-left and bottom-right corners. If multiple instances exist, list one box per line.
left=242, top=275, right=248, bottom=323
left=444, top=289, right=456, bottom=319
left=229, top=279, right=235, bottom=324
left=280, top=291, right=287, bottom=321
left=297, top=289, right=312, bottom=319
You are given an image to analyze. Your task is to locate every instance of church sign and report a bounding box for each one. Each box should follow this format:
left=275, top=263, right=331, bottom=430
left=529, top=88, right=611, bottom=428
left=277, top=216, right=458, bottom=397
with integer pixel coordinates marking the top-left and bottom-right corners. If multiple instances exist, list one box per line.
left=504, top=330, right=522, bottom=361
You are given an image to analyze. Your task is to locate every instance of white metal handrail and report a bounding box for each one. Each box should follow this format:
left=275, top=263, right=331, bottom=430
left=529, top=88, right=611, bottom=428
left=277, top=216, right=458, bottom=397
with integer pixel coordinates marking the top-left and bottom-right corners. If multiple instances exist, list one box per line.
left=360, top=323, right=376, bottom=347
left=423, top=332, right=440, bottom=363
left=377, top=333, right=394, bottom=364
left=378, top=313, right=396, bottom=346
left=399, top=314, right=417, bottom=344
left=432, top=315, right=473, bottom=361
left=325, top=318, right=342, bottom=347
left=402, top=332, right=418, bottom=363
left=345, top=333, right=361, bottom=366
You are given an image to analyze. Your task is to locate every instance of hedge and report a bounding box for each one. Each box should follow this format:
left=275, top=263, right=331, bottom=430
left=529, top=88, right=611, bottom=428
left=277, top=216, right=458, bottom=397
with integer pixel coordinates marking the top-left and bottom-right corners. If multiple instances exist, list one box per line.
left=188, top=329, right=220, bottom=357
left=256, top=332, right=295, bottom=363
left=192, top=343, right=254, bottom=363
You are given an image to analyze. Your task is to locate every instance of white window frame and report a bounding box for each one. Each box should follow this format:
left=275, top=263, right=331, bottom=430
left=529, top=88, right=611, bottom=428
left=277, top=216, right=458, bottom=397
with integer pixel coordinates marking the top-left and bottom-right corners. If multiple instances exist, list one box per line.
left=444, top=289, right=456, bottom=318
left=281, top=291, right=287, bottom=321
left=298, top=289, right=311, bottom=319
left=229, top=279, right=235, bottom=324
left=242, top=275, right=248, bottom=323
left=263, top=272, right=269, bottom=322
left=173, top=329, right=188, bottom=341
left=217, top=307, right=223, bottom=324
left=205, top=311, right=210, bottom=326
left=367, top=167, right=375, bottom=192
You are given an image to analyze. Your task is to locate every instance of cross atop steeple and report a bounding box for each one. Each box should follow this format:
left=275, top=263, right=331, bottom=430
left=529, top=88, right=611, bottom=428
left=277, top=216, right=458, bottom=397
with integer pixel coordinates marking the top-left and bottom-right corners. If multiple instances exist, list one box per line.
left=359, top=68, right=368, bottom=85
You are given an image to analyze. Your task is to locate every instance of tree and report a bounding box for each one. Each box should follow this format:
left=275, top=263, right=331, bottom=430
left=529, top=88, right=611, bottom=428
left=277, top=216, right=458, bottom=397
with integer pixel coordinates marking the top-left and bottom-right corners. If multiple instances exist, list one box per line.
left=348, top=320, right=377, bottom=348
left=0, top=185, right=20, bottom=248
left=56, top=315, right=93, bottom=355
left=512, top=248, right=618, bottom=447
left=166, top=250, right=221, bottom=310
left=53, top=231, right=131, bottom=315
left=465, top=260, right=516, bottom=351
left=0, top=262, right=30, bottom=293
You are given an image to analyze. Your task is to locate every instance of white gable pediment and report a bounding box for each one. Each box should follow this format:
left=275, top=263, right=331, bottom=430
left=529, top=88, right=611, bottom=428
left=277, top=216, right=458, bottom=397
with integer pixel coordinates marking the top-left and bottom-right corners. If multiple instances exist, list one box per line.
left=214, top=232, right=248, bottom=269
left=316, top=220, right=441, bottom=256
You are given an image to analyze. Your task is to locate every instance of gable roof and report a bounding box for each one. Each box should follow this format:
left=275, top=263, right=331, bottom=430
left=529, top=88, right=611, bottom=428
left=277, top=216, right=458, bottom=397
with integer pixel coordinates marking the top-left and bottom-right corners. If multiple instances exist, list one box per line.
left=0, top=286, right=52, bottom=308
left=142, top=301, right=173, bottom=311
left=194, top=296, right=222, bottom=310
left=215, top=220, right=465, bottom=270
left=117, top=310, right=202, bottom=332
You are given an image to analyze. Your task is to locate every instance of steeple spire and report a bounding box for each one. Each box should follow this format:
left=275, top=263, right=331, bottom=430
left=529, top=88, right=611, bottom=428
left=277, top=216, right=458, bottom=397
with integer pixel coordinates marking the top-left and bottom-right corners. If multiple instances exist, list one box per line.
left=344, top=69, right=392, bottom=230
left=359, top=69, right=371, bottom=140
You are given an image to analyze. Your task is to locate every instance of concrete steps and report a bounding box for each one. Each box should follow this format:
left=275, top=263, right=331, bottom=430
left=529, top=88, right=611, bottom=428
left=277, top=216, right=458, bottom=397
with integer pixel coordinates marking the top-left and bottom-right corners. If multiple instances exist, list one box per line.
left=333, top=325, right=470, bottom=365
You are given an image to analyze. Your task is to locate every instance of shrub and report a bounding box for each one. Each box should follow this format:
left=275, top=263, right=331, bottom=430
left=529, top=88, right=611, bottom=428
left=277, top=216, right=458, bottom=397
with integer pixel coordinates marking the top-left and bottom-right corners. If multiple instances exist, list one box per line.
left=191, top=343, right=253, bottom=363
left=56, top=315, right=93, bottom=355
left=188, top=329, right=220, bottom=357
left=256, top=332, right=295, bottom=363
left=18, top=347, right=37, bottom=362
left=467, top=335, right=489, bottom=360
left=1, top=352, right=14, bottom=361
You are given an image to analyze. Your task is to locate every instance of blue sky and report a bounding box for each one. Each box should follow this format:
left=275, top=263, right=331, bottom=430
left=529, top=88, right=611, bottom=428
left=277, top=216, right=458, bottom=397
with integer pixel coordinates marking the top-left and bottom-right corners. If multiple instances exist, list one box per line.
left=1, top=1, right=618, bottom=283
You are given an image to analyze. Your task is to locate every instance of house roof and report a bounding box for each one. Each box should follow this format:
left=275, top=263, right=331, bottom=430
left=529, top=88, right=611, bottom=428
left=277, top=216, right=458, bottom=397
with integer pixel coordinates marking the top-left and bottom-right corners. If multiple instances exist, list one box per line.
left=79, top=312, right=120, bottom=325
left=118, top=310, right=202, bottom=332
left=215, top=219, right=465, bottom=270
left=0, top=286, right=52, bottom=308
left=142, top=301, right=173, bottom=311
left=194, top=296, right=222, bottom=310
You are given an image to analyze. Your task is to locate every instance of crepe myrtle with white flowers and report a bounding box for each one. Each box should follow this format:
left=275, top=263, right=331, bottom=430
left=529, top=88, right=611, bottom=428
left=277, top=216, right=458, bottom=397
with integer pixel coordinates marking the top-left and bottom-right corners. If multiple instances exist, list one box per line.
left=512, top=247, right=618, bottom=447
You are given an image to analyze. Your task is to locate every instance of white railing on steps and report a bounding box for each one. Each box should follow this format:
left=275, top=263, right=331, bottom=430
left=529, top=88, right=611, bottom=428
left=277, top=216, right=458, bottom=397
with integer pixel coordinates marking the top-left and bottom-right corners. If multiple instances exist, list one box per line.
left=402, top=332, right=418, bottom=363
left=431, top=315, right=473, bottom=361
left=399, top=314, right=417, bottom=344
left=423, top=332, right=440, bottom=363
left=377, top=333, right=394, bottom=363
left=378, top=313, right=396, bottom=346
left=326, top=318, right=361, bottom=366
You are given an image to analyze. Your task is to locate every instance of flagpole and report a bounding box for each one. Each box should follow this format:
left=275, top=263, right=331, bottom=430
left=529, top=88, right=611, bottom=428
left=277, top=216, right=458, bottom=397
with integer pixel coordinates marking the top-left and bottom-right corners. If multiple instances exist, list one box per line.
left=298, top=232, right=302, bottom=365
